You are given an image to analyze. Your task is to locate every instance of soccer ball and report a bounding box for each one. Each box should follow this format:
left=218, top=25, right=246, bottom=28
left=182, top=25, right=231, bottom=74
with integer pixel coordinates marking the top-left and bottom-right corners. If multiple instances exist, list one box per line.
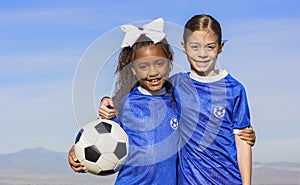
left=74, top=119, right=129, bottom=175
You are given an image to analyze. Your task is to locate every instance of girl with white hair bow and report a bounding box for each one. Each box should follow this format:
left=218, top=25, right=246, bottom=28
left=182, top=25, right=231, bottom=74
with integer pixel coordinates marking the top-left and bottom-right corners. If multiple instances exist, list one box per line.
left=69, top=18, right=179, bottom=185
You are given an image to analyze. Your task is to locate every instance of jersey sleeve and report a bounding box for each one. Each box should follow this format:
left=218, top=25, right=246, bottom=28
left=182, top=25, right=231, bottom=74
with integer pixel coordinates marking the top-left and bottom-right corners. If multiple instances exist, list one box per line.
left=232, top=85, right=251, bottom=130
left=112, top=117, right=123, bottom=127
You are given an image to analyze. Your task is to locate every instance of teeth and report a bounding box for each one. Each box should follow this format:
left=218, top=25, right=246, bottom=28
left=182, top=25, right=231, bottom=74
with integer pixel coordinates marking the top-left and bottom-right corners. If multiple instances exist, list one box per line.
left=150, top=79, right=158, bottom=82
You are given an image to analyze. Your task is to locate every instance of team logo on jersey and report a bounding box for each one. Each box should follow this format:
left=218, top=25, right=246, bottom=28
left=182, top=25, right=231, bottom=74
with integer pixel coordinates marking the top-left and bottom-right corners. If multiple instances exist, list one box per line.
left=213, top=105, right=226, bottom=118
left=170, top=118, right=178, bottom=130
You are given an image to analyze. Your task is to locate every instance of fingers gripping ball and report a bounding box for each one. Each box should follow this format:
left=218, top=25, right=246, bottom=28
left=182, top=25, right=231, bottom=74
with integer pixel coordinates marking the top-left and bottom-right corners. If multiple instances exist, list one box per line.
left=74, top=119, right=129, bottom=175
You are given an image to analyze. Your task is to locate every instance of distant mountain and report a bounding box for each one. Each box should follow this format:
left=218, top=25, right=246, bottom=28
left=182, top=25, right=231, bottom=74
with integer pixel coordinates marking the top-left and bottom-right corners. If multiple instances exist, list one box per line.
left=252, top=161, right=300, bottom=184
left=0, top=147, right=299, bottom=185
left=0, top=147, right=69, bottom=174
left=0, top=147, right=116, bottom=185
left=254, top=161, right=300, bottom=168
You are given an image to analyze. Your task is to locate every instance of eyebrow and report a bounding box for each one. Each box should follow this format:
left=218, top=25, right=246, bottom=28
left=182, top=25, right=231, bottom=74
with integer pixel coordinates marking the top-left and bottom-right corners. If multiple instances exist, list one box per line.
left=135, top=57, right=166, bottom=63
left=188, top=41, right=217, bottom=45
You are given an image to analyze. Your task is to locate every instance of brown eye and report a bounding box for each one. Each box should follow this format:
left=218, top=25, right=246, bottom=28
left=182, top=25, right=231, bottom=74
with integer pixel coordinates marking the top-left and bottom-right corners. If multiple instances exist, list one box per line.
left=206, top=45, right=216, bottom=51
left=191, top=45, right=199, bottom=50
left=138, top=64, right=148, bottom=70
left=156, top=59, right=165, bottom=67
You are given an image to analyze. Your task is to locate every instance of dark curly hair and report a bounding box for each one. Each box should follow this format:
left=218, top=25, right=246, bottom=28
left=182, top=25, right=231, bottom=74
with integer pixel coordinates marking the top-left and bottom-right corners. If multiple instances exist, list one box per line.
left=113, top=34, right=174, bottom=111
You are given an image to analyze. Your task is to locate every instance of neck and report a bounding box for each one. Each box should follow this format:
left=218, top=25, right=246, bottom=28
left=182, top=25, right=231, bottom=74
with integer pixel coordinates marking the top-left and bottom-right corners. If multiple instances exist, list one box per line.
left=189, top=69, right=228, bottom=83
left=138, top=86, right=166, bottom=95
left=191, top=69, right=219, bottom=77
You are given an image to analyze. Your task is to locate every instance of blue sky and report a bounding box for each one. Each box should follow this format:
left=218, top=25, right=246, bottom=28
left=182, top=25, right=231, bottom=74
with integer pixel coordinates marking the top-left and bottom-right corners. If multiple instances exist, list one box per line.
left=1, top=0, right=300, bottom=163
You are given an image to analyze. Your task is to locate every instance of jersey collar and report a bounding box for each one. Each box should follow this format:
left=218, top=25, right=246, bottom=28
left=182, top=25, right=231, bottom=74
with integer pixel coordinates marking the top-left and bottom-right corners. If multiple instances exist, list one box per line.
left=137, top=86, right=166, bottom=96
left=189, top=70, right=228, bottom=83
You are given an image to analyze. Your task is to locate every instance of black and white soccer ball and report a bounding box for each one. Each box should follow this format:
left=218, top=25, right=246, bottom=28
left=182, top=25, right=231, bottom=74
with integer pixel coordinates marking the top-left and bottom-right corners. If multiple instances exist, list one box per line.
left=74, top=119, right=129, bottom=175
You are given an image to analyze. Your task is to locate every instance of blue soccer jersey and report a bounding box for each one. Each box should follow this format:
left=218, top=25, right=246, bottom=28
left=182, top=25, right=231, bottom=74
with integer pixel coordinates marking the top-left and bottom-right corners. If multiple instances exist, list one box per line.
left=113, top=86, right=179, bottom=185
left=171, top=70, right=251, bottom=185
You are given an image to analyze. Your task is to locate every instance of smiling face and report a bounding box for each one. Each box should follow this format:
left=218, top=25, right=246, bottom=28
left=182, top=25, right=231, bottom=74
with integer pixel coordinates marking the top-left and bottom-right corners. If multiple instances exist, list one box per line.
left=131, top=44, right=170, bottom=92
left=183, top=30, right=224, bottom=76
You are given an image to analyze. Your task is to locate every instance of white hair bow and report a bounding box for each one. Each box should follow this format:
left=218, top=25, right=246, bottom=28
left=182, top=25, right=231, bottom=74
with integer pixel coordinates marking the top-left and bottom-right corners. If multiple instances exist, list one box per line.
left=121, top=18, right=166, bottom=48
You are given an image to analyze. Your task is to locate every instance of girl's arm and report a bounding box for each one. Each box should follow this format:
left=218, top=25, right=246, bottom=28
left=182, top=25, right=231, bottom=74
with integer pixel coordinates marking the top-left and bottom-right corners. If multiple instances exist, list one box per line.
left=235, top=128, right=252, bottom=185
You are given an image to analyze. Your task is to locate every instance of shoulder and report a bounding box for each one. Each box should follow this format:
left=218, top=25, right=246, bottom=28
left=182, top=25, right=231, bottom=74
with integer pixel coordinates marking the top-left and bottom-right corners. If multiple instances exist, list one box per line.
left=170, top=72, right=189, bottom=86
left=225, top=73, right=248, bottom=96
left=225, top=74, right=245, bottom=88
left=116, top=87, right=138, bottom=107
